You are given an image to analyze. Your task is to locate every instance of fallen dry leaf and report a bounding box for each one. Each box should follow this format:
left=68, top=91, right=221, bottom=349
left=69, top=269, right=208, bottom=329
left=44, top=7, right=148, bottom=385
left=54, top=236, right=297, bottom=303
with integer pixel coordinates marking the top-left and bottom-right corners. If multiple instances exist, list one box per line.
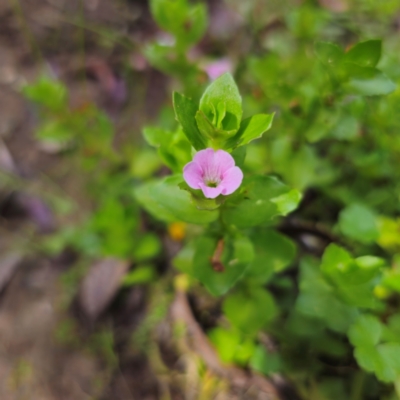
left=78, top=258, right=130, bottom=320
left=0, top=252, right=23, bottom=294
left=0, top=139, right=18, bottom=174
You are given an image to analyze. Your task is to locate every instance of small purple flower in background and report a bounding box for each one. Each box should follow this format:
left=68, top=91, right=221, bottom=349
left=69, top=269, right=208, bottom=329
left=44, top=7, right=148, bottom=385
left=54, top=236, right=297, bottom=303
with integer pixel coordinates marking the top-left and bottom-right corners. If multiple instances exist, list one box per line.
left=183, top=148, right=243, bottom=199
left=204, top=59, right=232, bottom=81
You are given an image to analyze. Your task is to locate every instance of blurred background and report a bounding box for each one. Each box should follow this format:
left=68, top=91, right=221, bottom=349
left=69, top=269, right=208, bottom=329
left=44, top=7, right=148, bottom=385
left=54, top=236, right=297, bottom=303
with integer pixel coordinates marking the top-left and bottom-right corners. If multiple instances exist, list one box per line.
left=2, top=0, right=400, bottom=399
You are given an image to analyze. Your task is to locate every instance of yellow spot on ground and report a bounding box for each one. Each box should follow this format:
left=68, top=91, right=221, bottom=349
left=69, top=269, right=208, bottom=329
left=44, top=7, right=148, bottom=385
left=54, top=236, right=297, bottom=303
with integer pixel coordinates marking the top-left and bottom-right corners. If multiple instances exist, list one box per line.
left=168, top=222, right=186, bottom=241
left=174, top=274, right=190, bottom=292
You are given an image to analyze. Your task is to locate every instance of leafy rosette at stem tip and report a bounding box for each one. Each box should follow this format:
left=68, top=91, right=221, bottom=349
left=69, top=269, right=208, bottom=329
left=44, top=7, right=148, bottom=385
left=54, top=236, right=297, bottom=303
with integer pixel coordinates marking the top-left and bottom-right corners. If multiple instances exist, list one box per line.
left=183, top=148, right=243, bottom=199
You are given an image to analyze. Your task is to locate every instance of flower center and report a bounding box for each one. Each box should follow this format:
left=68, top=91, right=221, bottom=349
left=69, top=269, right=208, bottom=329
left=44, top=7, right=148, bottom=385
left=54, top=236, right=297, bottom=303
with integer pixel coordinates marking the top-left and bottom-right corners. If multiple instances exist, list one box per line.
left=203, top=166, right=222, bottom=188
left=205, top=180, right=219, bottom=188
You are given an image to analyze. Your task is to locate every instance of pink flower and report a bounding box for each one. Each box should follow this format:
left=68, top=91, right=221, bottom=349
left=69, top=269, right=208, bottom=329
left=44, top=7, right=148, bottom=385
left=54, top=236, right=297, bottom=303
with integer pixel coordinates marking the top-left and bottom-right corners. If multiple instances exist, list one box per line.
left=204, top=59, right=233, bottom=80
left=183, top=148, right=243, bottom=199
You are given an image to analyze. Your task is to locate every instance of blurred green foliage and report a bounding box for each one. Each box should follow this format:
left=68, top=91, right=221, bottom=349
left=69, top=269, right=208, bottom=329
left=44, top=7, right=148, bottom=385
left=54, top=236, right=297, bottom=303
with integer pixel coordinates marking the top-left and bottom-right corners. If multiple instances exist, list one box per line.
left=20, top=0, right=400, bottom=398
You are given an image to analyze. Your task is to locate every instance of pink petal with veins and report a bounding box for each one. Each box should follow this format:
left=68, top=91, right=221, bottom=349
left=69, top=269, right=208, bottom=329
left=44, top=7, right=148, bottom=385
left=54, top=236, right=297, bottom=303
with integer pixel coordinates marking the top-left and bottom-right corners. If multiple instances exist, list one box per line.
left=199, top=183, right=224, bottom=199
left=183, top=161, right=203, bottom=189
left=220, top=166, right=243, bottom=195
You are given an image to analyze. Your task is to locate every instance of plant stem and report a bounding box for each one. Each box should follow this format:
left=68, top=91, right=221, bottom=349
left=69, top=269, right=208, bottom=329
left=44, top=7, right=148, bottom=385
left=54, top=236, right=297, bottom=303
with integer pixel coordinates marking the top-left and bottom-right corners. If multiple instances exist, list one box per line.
left=350, top=370, right=365, bottom=400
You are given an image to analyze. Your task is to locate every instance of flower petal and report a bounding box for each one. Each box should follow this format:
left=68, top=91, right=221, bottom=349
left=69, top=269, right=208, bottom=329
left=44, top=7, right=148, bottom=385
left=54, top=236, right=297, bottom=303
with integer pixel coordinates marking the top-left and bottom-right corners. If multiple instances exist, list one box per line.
left=220, top=166, right=243, bottom=195
left=194, top=148, right=235, bottom=174
left=193, top=148, right=215, bottom=170
left=199, top=183, right=223, bottom=199
left=214, top=149, right=235, bottom=172
left=183, top=161, right=203, bottom=189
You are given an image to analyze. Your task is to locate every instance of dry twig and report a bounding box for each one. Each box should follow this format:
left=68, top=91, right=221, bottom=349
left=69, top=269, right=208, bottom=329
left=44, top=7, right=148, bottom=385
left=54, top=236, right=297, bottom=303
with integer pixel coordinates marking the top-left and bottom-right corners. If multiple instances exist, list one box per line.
left=170, top=289, right=282, bottom=400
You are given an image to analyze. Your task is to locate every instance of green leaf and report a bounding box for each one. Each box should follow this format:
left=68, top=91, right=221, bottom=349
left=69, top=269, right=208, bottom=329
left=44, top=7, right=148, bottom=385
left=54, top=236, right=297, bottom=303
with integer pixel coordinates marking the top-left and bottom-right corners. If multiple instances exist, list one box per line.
left=150, top=175, right=219, bottom=224
left=130, top=148, right=161, bottom=179
left=297, top=285, right=358, bottom=333
left=383, top=314, right=400, bottom=343
left=214, top=101, right=226, bottom=128
left=320, top=243, right=353, bottom=278
left=354, top=345, right=382, bottom=374
left=376, top=217, right=400, bottom=252
left=382, top=269, right=400, bottom=293
left=314, top=41, right=344, bottom=68
left=233, top=337, right=256, bottom=366
left=90, top=110, right=114, bottom=143
left=172, top=240, right=195, bottom=274
left=321, top=246, right=383, bottom=301
left=230, top=146, right=247, bottom=168
left=36, top=119, right=73, bottom=142
left=246, top=230, right=296, bottom=284
left=338, top=284, right=379, bottom=309
left=354, top=256, right=385, bottom=279
left=144, top=43, right=179, bottom=75
left=306, top=109, right=339, bottom=143
left=354, top=342, right=400, bottom=383
left=344, top=63, right=396, bottom=96
left=349, top=314, right=382, bottom=348
left=133, top=181, right=177, bottom=223
left=184, top=3, right=208, bottom=47
left=223, top=287, right=277, bottom=335
left=122, top=265, right=156, bottom=286
left=376, top=343, right=400, bottom=382
left=286, top=311, right=325, bottom=337
left=223, top=175, right=294, bottom=228
left=330, top=115, right=360, bottom=141
left=149, top=0, right=207, bottom=48
left=296, top=257, right=358, bottom=333
left=339, top=203, right=379, bottom=243
left=193, top=235, right=254, bottom=296
left=143, top=126, right=192, bottom=172
left=346, top=257, right=384, bottom=285
left=225, top=113, right=274, bottom=149
left=150, top=0, right=187, bottom=35
left=270, top=189, right=302, bottom=216
left=345, top=40, right=382, bottom=68
left=250, top=346, right=282, bottom=376
left=22, top=76, right=67, bottom=111
left=195, top=110, right=216, bottom=139
left=208, top=326, right=240, bottom=364
left=199, top=73, right=242, bottom=132
left=132, top=233, right=161, bottom=261
left=143, top=126, right=169, bottom=147
left=195, top=109, right=238, bottom=144
left=208, top=327, right=255, bottom=366
left=271, top=140, right=333, bottom=190
left=173, top=92, right=207, bottom=150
